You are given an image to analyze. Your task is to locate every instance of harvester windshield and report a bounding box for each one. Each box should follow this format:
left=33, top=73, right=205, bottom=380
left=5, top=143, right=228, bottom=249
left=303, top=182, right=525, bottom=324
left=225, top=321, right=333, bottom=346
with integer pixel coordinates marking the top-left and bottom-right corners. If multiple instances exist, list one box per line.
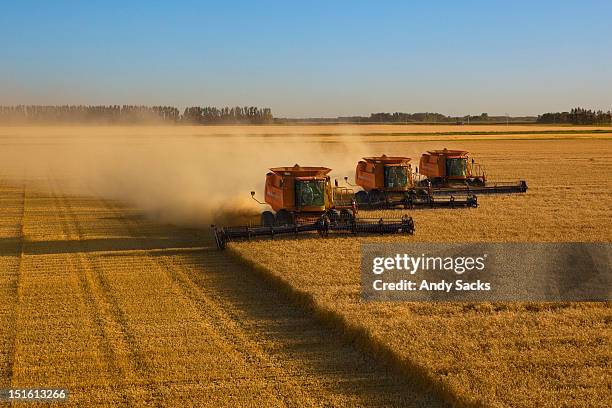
left=384, top=166, right=409, bottom=189
left=446, top=158, right=467, bottom=177
left=295, top=180, right=325, bottom=207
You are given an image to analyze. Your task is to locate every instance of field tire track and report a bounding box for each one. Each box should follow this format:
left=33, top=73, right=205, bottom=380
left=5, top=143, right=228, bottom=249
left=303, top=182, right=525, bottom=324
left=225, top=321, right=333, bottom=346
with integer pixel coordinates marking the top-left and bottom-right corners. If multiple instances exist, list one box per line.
left=96, top=198, right=314, bottom=406
left=48, top=179, right=163, bottom=406
left=155, top=255, right=322, bottom=406
left=4, top=182, right=26, bottom=388
left=99, top=198, right=446, bottom=407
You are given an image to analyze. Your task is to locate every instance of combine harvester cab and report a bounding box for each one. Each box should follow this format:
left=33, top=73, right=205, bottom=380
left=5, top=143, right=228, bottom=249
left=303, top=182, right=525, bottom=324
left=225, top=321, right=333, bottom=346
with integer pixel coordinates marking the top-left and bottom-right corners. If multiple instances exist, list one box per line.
left=418, top=148, right=528, bottom=195
left=352, top=155, right=478, bottom=209
left=212, top=164, right=414, bottom=249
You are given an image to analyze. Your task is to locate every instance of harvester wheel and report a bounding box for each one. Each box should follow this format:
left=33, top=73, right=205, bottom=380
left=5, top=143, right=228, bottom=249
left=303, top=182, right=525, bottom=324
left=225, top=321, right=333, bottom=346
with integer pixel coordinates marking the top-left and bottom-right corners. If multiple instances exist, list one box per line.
left=326, top=209, right=340, bottom=222
left=261, top=211, right=275, bottom=227
left=275, top=209, right=295, bottom=226
left=317, top=215, right=330, bottom=237
left=417, top=179, right=428, bottom=187
left=369, top=190, right=383, bottom=205
left=355, top=191, right=369, bottom=205
left=339, top=209, right=354, bottom=222
left=416, top=189, right=430, bottom=199
left=430, top=178, right=444, bottom=187
left=403, top=192, right=416, bottom=209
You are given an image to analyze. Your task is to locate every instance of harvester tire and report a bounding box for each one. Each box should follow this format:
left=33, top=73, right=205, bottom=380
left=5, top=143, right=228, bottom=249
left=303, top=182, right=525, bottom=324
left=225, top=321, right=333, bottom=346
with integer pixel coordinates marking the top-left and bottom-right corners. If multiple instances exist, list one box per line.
left=430, top=178, right=444, bottom=187
left=317, top=215, right=330, bottom=237
left=416, top=189, right=430, bottom=199
left=355, top=191, right=368, bottom=205
left=403, top=191, right=418, bottom=209
left=326, top=209, right=340, bottom=222
left=369, top=190, right=383, bottom=205
left=261, top=211, right=275, bottom=227
left=468, top=178, right=485, bottom=186
left=339, top=209, right=354, bottom=222
left=275, top=209, right=295, bottom=226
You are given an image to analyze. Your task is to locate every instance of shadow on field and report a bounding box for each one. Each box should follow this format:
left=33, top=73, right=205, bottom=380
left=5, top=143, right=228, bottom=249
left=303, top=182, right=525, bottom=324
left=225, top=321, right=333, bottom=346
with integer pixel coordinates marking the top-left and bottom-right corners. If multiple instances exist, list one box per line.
left=172, top=235, right=447, bottom=407
left=1, top=233, right=388, bottom=257
left=20, top=237, right=204, bottom=256
left=83, top=216, right=446, bottom=406
left=0, top=237, right=21, bottom=256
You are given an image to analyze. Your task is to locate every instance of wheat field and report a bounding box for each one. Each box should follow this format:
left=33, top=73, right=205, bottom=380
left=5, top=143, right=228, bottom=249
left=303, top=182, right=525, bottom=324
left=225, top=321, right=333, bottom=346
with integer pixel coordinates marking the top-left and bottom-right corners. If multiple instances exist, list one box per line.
left=0, top=125, right=610, bottom=407
left=231, top=135, right=612, bottom=407
left=0, top=178, right=444, bottom=406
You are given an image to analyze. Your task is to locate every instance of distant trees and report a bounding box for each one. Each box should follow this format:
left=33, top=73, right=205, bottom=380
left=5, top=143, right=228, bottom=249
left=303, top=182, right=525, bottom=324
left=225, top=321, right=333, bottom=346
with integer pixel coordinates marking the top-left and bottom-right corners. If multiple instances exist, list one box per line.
left=7, top=105, right=611, bottom=125
left=182, top=106, right=273, bottom=124
left=0, top=105, right=180, bottom=124
left=350, top=112, right=532, bottom=124
left=0, top=105, right=273, bottom=125
left=368, top=112, right=449, bottom=123
left=537, top=108, right=612, bottom=125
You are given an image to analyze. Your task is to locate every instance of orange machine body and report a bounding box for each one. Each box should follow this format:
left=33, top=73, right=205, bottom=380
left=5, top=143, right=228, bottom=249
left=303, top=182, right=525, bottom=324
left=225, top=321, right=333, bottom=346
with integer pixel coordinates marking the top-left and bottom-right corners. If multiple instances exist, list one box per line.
left=418, top=149, right=484, bottom=182
left=355, top=155, right=413, bottom=192
left=264, top=164, right=357, bottom=215
left=264, top=165, right=332, bottom=213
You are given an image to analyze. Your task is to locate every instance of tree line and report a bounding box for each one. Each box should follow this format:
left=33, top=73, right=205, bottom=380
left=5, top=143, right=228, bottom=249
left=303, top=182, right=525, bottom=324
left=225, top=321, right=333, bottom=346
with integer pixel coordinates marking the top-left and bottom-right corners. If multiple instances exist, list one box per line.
left=0, top=105, right=273, bottom=124
left=182, top=106, right=272, bottom=124
left=536, top=107, right=612, bottom=125
left=368, top=112, right=450, bottom=122
left=330, top=112, right=536, bottom=124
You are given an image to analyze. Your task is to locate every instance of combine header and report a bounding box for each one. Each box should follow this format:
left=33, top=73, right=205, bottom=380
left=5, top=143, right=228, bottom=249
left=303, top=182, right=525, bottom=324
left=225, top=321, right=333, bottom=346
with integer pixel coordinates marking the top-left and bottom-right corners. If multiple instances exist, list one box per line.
left=418, top=149, right=528, bottom=195
left=351, top=155, right=478, bottom=209
left=212, top=165, right=414, bottom=249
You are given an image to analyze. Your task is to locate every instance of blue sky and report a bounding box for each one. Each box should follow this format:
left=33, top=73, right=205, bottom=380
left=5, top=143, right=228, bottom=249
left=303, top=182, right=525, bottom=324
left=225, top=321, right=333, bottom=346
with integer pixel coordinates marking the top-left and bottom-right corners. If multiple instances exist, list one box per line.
left=1, top=0, right=610, bottom=117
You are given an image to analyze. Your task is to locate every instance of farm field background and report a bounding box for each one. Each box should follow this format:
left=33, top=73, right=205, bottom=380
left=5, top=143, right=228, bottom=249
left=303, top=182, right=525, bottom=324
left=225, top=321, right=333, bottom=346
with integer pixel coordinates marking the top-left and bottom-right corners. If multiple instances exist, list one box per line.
left=0, top=125, right=610, bottom=407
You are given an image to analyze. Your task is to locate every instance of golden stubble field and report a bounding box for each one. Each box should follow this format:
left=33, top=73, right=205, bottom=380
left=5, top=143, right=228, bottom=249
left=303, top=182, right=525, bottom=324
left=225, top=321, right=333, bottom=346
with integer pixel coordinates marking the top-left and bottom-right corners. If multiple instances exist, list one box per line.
left=0, top=181, right=448, bottom=407
left=0, top=125, right=610, bottom=407
left=231, top=136, right=612, bottom=407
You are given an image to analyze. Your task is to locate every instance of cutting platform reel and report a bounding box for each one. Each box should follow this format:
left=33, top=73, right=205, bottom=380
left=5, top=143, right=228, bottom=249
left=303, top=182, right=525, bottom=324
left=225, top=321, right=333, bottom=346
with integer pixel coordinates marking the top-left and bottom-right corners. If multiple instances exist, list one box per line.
left=428, top=180, right=528, bottom=196
left=212, top=213, right=414, bottom=249
left=354, top=188, right=478, bottom=209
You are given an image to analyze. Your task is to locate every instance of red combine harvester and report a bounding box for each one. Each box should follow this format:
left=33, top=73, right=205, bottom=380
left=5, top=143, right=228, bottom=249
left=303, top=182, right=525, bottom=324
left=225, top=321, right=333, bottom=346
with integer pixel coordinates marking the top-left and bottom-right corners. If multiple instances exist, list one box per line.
left=351, top=155, right=477, bottom=209
left=212, top=164, right=414, bottom=249
left=418, top=149, right=527, bottom=195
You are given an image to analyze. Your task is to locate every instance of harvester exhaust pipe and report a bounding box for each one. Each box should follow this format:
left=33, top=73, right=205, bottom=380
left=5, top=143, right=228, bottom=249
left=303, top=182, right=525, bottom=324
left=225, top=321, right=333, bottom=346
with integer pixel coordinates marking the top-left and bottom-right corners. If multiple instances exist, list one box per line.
left=250, top=191, right=266, bottom=205
left=343, top=176, right=356, bottom=187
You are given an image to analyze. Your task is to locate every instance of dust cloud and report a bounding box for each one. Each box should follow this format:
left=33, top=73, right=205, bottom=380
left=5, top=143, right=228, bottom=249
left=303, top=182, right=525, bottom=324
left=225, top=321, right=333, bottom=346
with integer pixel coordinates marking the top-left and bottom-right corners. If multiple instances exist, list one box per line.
left=0, top=127, right=384, bottom=227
